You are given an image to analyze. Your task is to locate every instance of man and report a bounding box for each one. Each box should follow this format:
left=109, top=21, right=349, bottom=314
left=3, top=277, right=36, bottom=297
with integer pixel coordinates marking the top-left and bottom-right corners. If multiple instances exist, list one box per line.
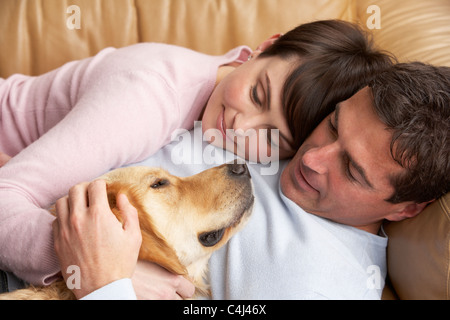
left=42, top=62, right=450, bottom=299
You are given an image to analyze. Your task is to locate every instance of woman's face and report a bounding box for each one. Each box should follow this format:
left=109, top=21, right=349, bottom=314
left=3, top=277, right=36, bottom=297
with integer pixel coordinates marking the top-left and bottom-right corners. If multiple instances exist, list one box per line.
left=202, top=55, right=297, bottom=162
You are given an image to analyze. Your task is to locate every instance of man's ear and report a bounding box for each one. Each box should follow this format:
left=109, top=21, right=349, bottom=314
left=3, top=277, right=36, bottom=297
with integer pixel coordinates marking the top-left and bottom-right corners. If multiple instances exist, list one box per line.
left=386, top=200, right=433, bottom=222
left=251, top=33, right=283, bottom=58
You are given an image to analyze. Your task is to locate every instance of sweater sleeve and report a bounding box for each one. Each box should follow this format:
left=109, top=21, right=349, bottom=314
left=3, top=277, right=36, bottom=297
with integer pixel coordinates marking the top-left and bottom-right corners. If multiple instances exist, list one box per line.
left=0, top=43, right=248, bottom=286
left=0, top=70, right=180, bottom=285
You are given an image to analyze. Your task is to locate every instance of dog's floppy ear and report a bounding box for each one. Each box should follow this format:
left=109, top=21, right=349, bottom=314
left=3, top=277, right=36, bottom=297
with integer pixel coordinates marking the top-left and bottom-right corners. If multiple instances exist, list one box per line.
left=105, top=181, right=188, bottom=277
left=106, top=189, right=118, bottom=210
left=138, top=232, right=188, bottom=276
left=104, top=181, right=137, bottom=217
left=104, top=182, right=129, bottom=224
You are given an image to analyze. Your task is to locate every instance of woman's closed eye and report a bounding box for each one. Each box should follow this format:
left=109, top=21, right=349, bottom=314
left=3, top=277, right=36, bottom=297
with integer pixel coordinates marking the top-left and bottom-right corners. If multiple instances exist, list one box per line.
left=251, top=82, right=267, bottom=110
left=251, top=84, right=262, bottom=106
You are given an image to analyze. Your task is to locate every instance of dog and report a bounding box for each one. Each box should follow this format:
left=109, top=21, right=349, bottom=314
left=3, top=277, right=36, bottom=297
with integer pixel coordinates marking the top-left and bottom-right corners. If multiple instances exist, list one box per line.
left=0, top=163, right=254, bottom=299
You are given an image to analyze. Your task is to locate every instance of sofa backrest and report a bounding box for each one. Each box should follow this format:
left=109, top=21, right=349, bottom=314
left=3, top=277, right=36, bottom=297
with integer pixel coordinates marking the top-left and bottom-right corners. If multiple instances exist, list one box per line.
left=0, top=0, right=449, bottom=299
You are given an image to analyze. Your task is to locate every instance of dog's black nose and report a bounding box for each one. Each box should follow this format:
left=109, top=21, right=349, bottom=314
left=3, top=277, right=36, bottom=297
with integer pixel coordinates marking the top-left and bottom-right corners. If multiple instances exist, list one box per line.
left=228, top=162, right=251, bottom=178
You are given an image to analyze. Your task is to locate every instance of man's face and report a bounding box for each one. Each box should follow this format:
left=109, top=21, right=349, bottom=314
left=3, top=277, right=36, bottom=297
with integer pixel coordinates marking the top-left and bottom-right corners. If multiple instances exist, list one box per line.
left=280, top=87, right=409, bottom=233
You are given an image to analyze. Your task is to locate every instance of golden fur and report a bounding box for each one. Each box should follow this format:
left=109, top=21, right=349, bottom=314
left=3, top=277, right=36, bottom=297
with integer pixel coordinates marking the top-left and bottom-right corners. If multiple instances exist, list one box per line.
left=0, top=163, right=253, bottom=300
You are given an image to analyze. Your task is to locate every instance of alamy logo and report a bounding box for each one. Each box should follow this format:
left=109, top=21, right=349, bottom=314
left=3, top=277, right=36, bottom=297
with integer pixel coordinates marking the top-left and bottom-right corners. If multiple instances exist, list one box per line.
left=66, top=5, right=81, bottom=30
left=65, top=265, right=81, bottom=290
left=366, top=5, right=381, bottom=30
left=366, top=265, right=382, bottom=290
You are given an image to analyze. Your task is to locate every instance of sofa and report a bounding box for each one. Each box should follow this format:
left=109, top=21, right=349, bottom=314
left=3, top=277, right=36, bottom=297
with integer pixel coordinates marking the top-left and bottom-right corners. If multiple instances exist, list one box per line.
left=0, top=0, right=449, bottom=300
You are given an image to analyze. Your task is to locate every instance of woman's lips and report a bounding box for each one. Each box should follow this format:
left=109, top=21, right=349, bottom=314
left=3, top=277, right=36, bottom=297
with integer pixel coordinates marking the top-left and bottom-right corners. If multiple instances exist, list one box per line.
left=216, top=106, right=235, bottom=144
left=217, top=107, right=227, bottom=140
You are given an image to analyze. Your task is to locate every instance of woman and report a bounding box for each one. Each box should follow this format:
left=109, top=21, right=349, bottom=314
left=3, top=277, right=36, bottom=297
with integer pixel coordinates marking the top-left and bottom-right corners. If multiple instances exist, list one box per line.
left=0, top=20, right=393, bottom=297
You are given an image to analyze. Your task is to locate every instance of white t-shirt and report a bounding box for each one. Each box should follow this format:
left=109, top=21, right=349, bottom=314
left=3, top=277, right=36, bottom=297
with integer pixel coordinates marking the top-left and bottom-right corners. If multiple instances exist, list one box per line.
left=84, top=122, right=388, bottom=300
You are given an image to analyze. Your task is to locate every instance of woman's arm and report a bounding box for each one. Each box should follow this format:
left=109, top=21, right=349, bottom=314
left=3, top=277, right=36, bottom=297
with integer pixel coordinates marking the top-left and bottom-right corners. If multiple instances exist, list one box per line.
left=1, top=154, right=195, bottom=299
left=0, top=71, right=179, bottom=285
left=0, top=152, right=10, bottom=167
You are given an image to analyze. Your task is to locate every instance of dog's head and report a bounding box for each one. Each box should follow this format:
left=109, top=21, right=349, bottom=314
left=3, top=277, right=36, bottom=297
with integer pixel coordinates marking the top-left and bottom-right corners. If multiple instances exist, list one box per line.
left=101, top=163, right=254, bottom=290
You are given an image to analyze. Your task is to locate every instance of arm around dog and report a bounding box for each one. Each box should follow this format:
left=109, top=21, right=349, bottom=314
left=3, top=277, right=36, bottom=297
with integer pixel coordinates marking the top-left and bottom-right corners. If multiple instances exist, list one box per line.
left=79, top=262, right=196, bottom=300
left=53, top=180, right=142, bottom=299
left=53, top=180, right=195, bottom=300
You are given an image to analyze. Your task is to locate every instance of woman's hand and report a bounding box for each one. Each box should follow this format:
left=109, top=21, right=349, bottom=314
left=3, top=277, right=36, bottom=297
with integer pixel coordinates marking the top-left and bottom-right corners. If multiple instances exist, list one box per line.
left=132, top=260, right=196, bottom=300
left=0, top=151, right=11, bottom=167
left=52, top=180, right=142, bottom=299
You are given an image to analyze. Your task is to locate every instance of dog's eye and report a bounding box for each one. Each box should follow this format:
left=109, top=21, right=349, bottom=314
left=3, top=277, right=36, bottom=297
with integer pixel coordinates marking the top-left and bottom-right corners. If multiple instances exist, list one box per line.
left=198, top=228, right=226, bottom=247
left=150, top=179, right=169, bottom=189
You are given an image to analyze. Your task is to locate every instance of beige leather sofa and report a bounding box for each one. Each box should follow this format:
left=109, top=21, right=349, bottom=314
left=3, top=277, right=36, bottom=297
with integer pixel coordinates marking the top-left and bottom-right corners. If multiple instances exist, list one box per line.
left=1, top=0, right=449, bottom=299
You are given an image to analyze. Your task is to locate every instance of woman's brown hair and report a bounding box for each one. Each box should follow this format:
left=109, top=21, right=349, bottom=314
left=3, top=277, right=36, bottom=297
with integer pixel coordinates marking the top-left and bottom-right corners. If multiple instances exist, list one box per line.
left=260, top=19, right=395, bottom=149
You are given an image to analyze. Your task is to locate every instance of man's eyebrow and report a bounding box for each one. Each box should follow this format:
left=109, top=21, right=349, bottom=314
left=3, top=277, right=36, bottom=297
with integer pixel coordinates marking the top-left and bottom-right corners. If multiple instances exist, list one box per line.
left=334, top=103, right=374, bottom=189
left=334, top=102, right=341, bottom=132
left=345, top=151, right=374, bottom=189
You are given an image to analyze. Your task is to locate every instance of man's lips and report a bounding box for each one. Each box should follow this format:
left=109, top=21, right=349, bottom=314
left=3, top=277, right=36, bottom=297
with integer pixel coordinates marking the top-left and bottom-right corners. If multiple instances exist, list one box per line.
left=293, top=162, right=319, bottom=194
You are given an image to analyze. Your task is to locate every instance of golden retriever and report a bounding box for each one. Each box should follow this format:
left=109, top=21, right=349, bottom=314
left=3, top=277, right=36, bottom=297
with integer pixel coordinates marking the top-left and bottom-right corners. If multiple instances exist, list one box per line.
left=0, top=163, right=254, bottom=299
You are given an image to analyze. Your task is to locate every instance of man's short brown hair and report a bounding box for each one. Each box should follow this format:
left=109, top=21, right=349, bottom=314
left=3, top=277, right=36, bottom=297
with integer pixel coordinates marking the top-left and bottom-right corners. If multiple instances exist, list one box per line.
left=369, top=62, right=450, bottom=204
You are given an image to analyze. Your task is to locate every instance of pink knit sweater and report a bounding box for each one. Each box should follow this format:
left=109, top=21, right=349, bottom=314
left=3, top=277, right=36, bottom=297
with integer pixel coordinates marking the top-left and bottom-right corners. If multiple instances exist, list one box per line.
left=0, top=43, right=250, bottom=285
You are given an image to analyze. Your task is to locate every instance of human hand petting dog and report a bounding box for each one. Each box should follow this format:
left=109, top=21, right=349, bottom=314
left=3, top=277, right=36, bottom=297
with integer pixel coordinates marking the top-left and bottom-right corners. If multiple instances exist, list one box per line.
left=52, top=179, right=195, bottom=300
left=1, top=150, right=195, bottom=300
left=52, top=180, right=142, bottom=299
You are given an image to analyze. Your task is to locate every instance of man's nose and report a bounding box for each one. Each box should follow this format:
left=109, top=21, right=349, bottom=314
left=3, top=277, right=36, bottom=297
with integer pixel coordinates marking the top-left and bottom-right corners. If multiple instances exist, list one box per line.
left=302, top=143, right=339, bottom=175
